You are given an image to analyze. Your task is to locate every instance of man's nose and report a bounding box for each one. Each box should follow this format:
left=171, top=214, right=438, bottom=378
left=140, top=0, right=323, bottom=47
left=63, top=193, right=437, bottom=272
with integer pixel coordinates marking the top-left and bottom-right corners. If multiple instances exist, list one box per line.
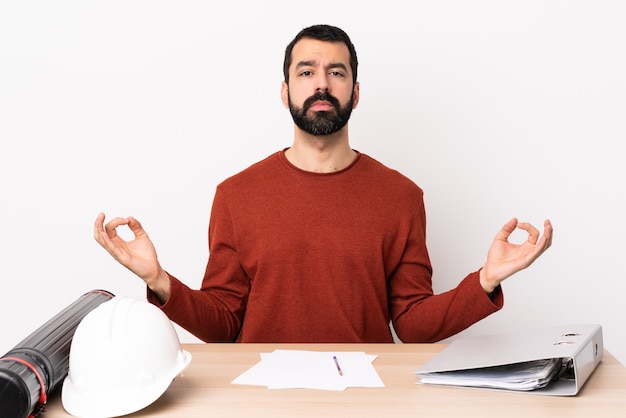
left=314, top=73, right=330, bottom=92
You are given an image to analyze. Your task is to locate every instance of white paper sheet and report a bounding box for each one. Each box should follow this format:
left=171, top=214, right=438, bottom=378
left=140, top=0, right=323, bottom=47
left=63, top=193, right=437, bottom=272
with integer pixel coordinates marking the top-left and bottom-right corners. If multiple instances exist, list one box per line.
left=231, top=350, right=384, bottom=391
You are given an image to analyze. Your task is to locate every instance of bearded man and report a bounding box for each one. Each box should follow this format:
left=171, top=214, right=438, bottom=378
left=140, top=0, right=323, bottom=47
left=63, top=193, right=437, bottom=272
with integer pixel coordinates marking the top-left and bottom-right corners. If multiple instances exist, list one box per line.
left=95, top=24, right=552, bottom=343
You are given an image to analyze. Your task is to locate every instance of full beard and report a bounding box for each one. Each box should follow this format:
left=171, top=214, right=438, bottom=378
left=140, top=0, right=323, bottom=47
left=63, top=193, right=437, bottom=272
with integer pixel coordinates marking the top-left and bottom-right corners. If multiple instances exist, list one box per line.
left=288, top=91, right=354, bottom=136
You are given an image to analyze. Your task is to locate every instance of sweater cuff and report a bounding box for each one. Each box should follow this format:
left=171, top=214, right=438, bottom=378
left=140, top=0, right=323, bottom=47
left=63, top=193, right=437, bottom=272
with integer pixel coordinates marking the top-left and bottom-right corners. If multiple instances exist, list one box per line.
left=488, top=283, right=504, bottom=308
left=146, top=272, right=179, bottom=310
left=474, top=269, right=504, bottom=309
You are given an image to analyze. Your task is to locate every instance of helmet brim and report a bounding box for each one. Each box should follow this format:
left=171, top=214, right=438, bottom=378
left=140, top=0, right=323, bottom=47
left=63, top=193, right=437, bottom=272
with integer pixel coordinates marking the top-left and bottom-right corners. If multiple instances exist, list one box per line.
left=61, top=349, right=191, bottom=418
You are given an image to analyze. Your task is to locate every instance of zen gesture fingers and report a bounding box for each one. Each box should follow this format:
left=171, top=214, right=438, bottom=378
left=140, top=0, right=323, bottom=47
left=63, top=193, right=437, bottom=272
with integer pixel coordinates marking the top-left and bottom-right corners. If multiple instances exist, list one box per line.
left=480, top=218, right=553, bottom=293
left=93, top=212, right=162, bottom=283
left=515, top=220, right=553, bottom=252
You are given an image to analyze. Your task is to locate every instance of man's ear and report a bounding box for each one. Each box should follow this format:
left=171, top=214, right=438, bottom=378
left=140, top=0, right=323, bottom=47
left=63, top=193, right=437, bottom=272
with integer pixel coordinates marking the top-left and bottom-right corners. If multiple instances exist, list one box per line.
left=352, top=81, right=360, bottom=109
left=281, top=81, right=289, bottom=109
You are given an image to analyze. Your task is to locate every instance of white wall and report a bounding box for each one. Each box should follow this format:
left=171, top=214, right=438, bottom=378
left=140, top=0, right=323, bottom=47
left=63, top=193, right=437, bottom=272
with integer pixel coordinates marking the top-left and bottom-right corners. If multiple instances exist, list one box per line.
left=2, top=1, right=624, bottom=365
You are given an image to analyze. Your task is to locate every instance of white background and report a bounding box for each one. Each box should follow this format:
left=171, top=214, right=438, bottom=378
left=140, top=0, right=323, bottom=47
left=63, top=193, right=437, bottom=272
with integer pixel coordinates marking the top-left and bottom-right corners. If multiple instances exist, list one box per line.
left=1, top=1, right=625, bottom=365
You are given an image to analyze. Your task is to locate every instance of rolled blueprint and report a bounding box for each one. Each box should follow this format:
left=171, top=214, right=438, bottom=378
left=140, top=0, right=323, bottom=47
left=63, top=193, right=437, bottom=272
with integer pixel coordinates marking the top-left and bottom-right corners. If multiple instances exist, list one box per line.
left=0, top=289, right=114, bottom=418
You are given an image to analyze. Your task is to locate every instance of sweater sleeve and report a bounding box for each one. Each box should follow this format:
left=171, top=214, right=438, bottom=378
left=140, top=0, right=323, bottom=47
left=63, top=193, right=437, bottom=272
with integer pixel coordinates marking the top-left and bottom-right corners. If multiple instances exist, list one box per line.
left=389, top=199, right=504, bottom=343
left=147, top=187, right=250, bottom=342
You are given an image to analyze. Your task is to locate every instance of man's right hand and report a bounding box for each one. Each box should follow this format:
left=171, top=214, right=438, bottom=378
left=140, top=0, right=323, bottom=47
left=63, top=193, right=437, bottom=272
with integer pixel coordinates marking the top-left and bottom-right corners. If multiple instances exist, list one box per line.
left=94, top=212, right=171, bottom=302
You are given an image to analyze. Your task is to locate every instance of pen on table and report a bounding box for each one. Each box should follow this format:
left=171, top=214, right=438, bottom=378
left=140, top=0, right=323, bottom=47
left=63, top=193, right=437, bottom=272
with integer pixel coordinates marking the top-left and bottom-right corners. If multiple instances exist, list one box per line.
left=333, top=355, right=343, bottom=376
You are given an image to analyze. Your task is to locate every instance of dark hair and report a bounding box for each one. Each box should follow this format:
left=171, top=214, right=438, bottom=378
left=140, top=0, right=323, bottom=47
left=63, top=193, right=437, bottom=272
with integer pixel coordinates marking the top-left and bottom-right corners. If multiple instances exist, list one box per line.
left=283, top=24, right=358, bottom=85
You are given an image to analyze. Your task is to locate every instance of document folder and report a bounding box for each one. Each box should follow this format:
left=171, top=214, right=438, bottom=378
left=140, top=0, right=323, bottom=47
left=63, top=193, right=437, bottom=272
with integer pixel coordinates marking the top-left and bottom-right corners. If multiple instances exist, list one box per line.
left=415, top=324, right=603, bottom=395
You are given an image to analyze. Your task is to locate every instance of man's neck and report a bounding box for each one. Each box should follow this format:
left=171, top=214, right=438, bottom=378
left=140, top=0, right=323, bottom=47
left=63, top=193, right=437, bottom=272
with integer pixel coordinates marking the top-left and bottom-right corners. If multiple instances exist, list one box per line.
left=285, top=128, right=357, bottom=173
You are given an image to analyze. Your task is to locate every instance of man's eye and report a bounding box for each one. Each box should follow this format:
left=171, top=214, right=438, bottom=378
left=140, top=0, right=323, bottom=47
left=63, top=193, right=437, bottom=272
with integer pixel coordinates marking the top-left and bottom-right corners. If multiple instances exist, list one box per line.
left=299, top=70, right=312, bottom=76
left=330, top=71, right=344, bottom=77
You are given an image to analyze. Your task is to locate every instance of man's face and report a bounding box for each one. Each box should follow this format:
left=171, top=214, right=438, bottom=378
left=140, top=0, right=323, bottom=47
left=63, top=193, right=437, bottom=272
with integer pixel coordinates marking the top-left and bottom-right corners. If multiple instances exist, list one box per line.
left=282, top=39, right=359, bottom=136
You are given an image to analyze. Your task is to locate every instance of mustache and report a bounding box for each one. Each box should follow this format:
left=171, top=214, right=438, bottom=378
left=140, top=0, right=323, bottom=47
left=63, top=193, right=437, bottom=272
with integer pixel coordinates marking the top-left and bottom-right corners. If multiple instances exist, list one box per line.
left=302, top=91, right=341, bottom=112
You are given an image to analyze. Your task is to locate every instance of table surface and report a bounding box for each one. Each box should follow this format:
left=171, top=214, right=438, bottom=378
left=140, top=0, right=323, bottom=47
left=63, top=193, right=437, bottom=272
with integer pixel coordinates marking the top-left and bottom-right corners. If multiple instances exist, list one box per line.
left=43, top=343, right=626, bottom=417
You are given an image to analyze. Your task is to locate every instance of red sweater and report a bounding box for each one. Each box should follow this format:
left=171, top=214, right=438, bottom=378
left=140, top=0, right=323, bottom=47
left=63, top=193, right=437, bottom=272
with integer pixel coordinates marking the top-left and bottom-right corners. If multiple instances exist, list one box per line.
left=149, top=151, right=502, bottom=342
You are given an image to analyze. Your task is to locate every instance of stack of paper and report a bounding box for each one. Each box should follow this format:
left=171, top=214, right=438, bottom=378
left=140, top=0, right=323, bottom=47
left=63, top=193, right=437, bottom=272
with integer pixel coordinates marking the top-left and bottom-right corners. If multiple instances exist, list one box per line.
left=416, top=358, right=565, bottom=391
left=231, top=350, right=385, bottom=391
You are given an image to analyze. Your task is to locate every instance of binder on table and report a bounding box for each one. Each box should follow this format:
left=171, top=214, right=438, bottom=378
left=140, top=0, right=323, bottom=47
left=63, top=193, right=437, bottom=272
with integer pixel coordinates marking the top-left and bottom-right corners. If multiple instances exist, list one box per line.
left=415, top=324, right=603, bottom=396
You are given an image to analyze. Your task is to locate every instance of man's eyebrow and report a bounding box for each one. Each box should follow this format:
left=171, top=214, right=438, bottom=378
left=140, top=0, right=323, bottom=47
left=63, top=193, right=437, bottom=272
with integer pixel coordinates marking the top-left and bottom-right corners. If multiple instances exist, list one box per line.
left=294, top=60, right=348, bottom=72
left=295, top=60, right=317, bottom=69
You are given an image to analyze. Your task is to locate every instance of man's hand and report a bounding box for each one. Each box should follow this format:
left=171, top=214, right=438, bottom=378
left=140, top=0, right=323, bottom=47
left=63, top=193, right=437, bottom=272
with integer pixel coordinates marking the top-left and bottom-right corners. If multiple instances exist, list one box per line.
left=94, top=212, right=171, bottom=301
left=480, top=218, right=553, bottom=294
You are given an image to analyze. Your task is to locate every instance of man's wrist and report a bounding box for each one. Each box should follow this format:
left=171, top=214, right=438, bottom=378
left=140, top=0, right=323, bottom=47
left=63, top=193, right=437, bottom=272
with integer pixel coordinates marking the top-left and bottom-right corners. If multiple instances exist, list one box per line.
left=146, top=269, right=171, bottom=304
left=479, top=268, right=497, bottom=295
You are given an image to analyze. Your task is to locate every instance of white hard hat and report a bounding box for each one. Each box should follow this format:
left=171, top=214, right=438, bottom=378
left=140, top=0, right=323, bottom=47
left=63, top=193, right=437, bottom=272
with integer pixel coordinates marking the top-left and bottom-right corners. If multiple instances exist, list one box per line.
left=61, top=297, right=192, bottom=418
